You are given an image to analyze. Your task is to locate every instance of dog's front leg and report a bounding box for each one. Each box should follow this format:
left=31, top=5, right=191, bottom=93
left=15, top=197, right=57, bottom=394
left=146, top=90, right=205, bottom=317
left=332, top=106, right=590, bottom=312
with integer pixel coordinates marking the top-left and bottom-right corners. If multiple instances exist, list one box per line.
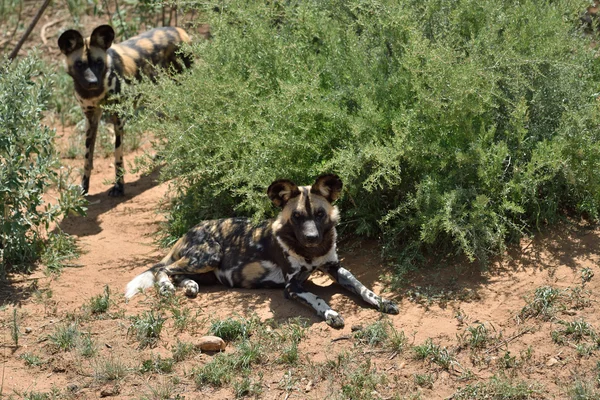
left=108, top=114, right=125, bottom=196
left=82, top=108, right=102, bottom=194
left=284, top=277, right=345, bottom=329
left=321, top=262, right=399, bottom=314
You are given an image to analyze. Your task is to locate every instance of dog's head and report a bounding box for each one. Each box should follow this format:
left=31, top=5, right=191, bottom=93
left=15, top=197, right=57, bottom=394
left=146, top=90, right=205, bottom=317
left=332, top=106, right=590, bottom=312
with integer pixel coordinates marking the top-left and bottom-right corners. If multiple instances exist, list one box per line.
left=268, top=174, right=342, bottom=256
left=58, top=25, right=114, bottom=92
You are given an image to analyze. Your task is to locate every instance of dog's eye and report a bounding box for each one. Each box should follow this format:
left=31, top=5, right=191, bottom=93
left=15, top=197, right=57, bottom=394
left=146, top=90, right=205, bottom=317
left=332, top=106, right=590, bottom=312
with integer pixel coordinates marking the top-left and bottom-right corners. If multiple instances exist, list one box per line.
left=292, top=211, right=302, bottom=220
left=315, top=210, right=326, bottom=219
left=74, top=60, right=84, bottom=69
left=95, top=59, right=104, bottom=67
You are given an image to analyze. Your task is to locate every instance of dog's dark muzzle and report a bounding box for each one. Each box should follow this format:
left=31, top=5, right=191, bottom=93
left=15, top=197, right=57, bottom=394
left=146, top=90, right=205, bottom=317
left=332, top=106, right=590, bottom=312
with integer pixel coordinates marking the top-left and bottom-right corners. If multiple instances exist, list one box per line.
left=302, top=220, right=321, bottom=247
left=83, top=68, right=99, bottom=89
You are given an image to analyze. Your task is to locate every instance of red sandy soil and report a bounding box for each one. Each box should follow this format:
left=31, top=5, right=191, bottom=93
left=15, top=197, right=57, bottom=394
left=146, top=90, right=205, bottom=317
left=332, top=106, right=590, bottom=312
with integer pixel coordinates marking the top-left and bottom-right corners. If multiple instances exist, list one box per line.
left=1, top=125, right=599, bottom=399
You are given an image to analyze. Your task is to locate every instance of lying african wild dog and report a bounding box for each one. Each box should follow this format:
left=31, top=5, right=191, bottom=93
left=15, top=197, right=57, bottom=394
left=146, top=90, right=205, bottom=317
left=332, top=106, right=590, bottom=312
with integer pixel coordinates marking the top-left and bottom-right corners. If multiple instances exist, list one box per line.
left=125, top=174, right=399, bottom=328
left=58, top=25, right=191, bottom=196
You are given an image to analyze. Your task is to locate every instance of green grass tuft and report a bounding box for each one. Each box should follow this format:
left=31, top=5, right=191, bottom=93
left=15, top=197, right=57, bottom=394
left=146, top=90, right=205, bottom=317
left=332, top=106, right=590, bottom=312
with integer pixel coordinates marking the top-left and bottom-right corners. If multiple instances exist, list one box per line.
left=209, top=316, right=252, bottom=342
left=129, top=310, right=166, bottom=348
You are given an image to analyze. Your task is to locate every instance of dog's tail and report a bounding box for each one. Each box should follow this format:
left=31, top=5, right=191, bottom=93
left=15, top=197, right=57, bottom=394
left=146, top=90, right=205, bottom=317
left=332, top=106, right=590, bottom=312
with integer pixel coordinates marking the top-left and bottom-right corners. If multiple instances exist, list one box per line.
left=125, top=268, right=157, bottom=300
left=125, top=255, right=173, bottom=299
left=125, top=237, right=185, bottom=299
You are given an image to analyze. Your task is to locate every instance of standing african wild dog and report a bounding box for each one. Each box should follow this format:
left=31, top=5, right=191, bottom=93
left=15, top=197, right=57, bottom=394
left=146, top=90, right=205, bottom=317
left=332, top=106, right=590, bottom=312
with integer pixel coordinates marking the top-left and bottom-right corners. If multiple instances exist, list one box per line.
left=58, top=25, right=191, bottom=196
left=125, top=174, right=399, bottom=328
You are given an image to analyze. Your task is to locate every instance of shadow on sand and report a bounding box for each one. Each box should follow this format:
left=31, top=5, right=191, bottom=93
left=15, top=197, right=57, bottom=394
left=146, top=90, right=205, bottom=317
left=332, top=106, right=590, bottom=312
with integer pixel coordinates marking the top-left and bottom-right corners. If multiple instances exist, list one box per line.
left=0, top=168, right=162, bottom=306
left=391, top=222, right=600, bottom=310
left=59, top=168, right=162, bottom=237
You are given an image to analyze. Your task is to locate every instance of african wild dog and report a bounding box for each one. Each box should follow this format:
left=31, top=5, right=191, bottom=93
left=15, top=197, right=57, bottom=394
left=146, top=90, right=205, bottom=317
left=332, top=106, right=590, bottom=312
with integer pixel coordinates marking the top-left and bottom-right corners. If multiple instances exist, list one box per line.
left=58, top=25, right=191, bottom=196
left=125, top=174, right=399, bottom=328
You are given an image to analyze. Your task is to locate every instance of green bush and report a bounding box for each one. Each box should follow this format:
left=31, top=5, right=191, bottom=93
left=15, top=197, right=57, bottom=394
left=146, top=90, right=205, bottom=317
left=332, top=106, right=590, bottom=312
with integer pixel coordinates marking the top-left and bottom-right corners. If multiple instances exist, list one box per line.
left=0, top=55, right=85, bottom=276
left=130, top=0, right=600, bottom=269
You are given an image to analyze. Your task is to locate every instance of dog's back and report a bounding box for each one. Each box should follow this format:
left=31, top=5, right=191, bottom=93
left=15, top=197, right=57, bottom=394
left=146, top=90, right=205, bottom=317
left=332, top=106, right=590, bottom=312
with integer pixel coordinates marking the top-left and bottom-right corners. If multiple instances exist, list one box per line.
left=110, top=27, right=191, bottom=80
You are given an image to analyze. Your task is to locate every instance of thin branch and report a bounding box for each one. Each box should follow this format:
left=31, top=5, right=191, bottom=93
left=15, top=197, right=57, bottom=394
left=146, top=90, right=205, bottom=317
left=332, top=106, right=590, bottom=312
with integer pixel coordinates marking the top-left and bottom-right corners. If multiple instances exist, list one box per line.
left=8, top=0, right=52, bottom=60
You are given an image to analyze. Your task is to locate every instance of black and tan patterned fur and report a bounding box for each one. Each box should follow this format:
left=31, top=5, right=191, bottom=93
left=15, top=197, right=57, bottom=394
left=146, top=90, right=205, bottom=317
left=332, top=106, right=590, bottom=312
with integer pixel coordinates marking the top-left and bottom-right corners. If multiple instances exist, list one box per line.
left=125, top=174, right=399, bottom=328
left=58, top=25, right=191, bottom=196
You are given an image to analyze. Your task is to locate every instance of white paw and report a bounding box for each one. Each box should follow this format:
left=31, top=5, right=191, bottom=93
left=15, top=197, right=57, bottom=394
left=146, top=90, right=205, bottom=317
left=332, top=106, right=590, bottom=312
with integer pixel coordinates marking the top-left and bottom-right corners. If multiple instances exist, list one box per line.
left=158, top=280, right=176, bottom=296
left=380, top=299, right=399, bottom=314
left=183, top=280, right=199, bottom=298
left=324, top=310, right=345, bottom=329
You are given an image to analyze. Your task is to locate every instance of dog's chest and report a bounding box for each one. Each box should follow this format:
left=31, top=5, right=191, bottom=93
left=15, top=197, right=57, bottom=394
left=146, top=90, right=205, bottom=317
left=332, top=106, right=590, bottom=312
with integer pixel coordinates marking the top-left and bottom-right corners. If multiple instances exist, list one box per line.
left=284, top=246, right=338, bottom=281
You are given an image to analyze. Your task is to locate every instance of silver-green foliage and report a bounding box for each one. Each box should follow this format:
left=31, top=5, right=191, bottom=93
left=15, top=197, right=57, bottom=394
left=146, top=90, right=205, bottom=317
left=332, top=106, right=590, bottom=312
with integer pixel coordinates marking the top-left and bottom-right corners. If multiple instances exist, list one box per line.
left=130, top=0, right=600, bottom=268
left=0, top=56, right=85, bottom=275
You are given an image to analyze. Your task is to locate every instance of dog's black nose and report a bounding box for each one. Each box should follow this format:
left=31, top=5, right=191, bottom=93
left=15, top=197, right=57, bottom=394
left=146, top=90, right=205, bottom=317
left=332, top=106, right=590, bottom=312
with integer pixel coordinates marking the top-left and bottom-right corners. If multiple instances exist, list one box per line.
left=84, top=68, right=98, bottom=87
left=302, top=221, right=320, bottom=244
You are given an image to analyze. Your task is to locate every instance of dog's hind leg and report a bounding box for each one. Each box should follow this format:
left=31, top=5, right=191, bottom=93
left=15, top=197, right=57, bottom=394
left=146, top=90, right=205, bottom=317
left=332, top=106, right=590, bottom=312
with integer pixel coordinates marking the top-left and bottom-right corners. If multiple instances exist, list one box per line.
left=157, top=238, right=223, bottom=297
left=319, top=262, right=399, bottom=314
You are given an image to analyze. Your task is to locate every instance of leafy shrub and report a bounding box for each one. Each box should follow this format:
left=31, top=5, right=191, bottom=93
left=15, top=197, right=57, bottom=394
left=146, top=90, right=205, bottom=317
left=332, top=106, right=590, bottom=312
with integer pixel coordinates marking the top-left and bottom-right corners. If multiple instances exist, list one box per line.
left=0, top=55, right=85, bottom=275
left=130, top=0, right=600, bottom=270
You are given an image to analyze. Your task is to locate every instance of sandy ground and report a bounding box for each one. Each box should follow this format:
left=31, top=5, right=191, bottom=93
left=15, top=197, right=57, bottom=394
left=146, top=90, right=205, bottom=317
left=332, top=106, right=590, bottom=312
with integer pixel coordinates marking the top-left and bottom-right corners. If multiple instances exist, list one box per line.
left=1, top=127, right=599, bottom=399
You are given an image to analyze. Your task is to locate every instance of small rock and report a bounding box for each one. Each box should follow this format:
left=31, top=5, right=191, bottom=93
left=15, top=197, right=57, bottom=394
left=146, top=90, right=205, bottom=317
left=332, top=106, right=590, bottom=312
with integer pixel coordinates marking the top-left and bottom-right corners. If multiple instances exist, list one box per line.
left=24, top=327, right=32, bottom=334
left=563, top=309, right=577, bottom=316
left=105, top=343, right=112, bottom=349
left=67, top=383, right=79, bottom=392
left=197, top=335, right=226, bottom=352
left=546, top=357, right=559, bottom=367
left=351, top=325, right=363, bottom=332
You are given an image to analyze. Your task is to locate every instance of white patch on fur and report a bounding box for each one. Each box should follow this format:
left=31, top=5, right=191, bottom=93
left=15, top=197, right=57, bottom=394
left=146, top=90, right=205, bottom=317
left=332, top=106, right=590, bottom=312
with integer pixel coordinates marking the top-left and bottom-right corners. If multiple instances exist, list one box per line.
left=124, top=270, right=154, bottom=299
left=261, top=261, right=285, bottom=284
left=216, top=268, right=235, bottom=287
left=337, top=267, right=382, bottom=306
left=324, top=309, right=340, bottom=320
left=295, top=291, right=334, bottom=317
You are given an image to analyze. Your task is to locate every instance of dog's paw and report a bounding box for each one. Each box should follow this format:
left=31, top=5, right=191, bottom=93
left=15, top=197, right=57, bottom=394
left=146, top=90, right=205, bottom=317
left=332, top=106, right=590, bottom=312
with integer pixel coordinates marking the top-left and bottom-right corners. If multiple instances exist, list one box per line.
left=81, top=177, right=90, bottom=195
left=158, top=281, right=176, bottom=296
left=324, top=310, right=345, bottom=329
left=183, top=280, right=199, bottom=298
left=379, top=299, right=400, bottom=315
left=108, top=183, right=125, bottom=197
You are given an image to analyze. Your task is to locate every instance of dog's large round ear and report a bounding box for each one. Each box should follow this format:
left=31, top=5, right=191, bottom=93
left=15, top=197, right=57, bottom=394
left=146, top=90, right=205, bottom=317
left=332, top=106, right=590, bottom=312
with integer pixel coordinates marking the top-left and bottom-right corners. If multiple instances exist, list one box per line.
left=90, top=25, right=115, bottom=50
left=58, top=29, right=84, bottom=55
left=267, top=179, right=300, bottom=208
left=311, top=174, right=343, bottom=203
